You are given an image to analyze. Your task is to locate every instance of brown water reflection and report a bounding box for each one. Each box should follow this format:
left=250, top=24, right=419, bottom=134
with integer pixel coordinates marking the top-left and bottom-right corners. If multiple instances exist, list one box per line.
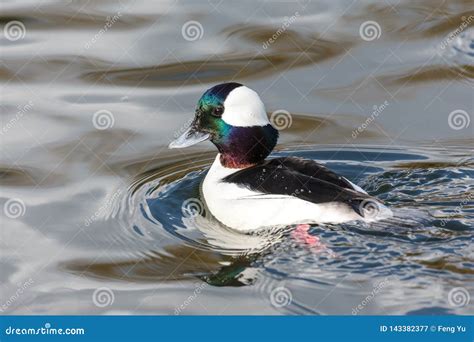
left=83, top=33, right=349, bottom=87
left=1, top=0, right=473, bottom=315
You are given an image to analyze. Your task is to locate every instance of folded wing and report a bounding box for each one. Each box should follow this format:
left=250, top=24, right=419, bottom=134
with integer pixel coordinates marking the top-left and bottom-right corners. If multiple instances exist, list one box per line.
left=222, top=157, right=378, bottom=217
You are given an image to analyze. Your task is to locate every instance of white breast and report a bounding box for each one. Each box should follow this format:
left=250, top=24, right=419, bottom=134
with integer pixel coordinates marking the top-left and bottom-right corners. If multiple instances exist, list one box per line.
left=202, top=155, right=365, bottom=232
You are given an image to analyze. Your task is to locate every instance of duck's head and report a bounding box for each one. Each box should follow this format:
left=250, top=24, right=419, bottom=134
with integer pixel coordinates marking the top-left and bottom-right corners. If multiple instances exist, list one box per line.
left=169, top=82, right=278, bottom=168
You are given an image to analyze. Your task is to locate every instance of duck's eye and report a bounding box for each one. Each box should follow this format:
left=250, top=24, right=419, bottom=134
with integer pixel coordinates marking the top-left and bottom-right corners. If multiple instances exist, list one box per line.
left=211, top=106, right=224, bottom=117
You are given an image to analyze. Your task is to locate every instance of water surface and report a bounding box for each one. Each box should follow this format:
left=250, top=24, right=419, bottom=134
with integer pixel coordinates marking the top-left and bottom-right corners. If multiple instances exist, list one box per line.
left=1, top=0, right=473, bottom=315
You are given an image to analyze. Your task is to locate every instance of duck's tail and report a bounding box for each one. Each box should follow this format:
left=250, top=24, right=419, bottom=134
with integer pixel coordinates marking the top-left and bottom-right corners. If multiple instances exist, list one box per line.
left=350, top=197, right=393, bottom=221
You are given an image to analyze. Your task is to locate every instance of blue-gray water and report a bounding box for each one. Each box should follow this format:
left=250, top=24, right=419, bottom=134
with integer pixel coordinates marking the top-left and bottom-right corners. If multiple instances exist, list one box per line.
left=1, top=0, right=473, bottom=315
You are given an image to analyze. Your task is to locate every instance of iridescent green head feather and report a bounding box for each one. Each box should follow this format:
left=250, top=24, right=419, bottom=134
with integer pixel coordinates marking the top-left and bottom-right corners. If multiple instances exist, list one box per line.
left=170, top=83, right=279, bottom=168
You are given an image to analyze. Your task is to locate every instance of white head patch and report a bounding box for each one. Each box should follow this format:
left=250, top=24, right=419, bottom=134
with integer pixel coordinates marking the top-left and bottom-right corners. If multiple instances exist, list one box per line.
left=221, top=86, right=270, bottom=127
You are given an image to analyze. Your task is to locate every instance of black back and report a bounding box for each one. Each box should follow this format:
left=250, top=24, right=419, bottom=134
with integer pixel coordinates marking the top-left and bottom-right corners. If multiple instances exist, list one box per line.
left=222, top=157, right=374, bottom=216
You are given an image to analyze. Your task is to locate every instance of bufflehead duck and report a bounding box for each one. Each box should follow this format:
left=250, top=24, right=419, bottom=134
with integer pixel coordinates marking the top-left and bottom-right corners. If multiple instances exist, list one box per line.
left=170, top=82, right=389, bottom=232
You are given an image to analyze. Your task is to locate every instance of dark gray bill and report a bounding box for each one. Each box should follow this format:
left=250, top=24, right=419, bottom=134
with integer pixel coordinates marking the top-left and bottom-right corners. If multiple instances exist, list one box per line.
left=169, top=126, right=210, bottom=148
